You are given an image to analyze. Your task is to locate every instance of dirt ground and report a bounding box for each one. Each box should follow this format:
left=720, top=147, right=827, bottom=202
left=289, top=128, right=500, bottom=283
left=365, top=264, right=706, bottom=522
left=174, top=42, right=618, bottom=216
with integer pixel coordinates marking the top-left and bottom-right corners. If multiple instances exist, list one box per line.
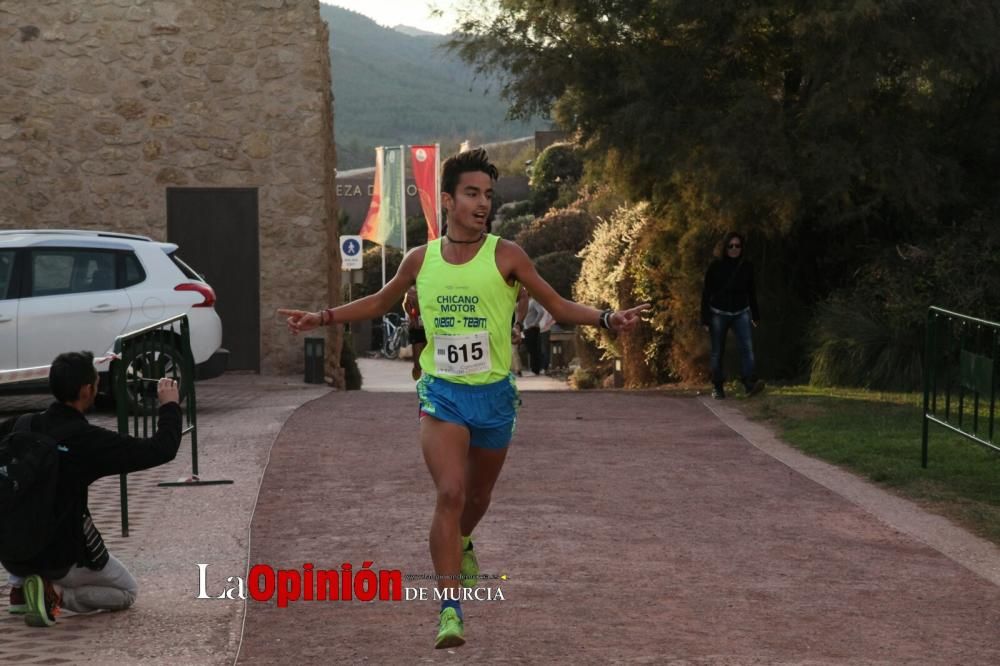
left=237, top=390, right=1000, bottom=665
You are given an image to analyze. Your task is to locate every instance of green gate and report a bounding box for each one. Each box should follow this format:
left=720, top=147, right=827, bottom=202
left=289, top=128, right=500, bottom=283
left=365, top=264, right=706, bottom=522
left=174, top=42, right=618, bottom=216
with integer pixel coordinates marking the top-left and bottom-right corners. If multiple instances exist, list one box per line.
left=922, top=306, right=999, bottom=467
left=112, top=314, right=231, bottom=536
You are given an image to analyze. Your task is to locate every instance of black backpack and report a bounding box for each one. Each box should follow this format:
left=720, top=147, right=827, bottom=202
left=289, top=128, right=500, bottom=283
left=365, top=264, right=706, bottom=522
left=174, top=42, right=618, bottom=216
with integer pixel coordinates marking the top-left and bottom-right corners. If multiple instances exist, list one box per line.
left=0, top=414, right=81, bottom=562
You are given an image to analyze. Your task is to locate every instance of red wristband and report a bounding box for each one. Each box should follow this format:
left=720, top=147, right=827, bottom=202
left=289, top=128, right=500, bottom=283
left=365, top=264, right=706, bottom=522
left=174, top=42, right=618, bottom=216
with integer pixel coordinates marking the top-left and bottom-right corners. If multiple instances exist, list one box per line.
left=324, top=308, right=335, bottom=326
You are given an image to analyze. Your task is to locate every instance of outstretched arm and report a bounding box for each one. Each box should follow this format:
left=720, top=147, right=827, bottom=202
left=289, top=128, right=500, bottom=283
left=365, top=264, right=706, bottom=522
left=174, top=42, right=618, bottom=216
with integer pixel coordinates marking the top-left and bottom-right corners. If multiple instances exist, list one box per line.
left=278, top=247, right=424, bottom=335
left=505, top=242, right=649, bottom=332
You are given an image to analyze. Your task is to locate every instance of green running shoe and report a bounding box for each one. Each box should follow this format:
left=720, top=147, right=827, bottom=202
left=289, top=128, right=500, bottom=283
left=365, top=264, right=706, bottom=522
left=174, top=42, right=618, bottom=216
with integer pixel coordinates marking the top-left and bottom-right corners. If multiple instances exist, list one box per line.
left=460, top=538, right=479, bottom=588
left=434, top=607, right=465, bottom=649
left=23, top=575, right=59, bottom=627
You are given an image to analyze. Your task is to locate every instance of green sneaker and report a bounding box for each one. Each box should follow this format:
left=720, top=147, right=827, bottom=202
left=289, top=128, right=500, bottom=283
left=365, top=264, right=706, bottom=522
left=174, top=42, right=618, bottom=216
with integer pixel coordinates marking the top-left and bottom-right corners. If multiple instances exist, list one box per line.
left=434, top=607, right=465, bottom=649
left=23, top=575, right=59, bottom=627
left=460, top=538, right=479, bottom=588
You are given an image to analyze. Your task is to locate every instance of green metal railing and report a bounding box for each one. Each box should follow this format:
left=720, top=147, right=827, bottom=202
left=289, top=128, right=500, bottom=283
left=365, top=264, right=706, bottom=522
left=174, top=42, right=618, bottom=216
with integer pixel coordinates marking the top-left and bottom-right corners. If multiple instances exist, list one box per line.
left=922, top=306, right=999, bottom=468
left=112, top=314, right=231, bottom=536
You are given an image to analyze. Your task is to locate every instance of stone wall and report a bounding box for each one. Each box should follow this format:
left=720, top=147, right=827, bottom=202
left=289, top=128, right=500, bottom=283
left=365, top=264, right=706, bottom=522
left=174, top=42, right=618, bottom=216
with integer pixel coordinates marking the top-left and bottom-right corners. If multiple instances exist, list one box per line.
left=0, top=0, right=338, bottom=375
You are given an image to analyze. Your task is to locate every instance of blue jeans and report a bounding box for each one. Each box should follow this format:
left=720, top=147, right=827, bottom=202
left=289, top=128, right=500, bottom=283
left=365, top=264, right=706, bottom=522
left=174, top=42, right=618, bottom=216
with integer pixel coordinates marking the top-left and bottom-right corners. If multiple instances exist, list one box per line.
left=709, top=309, right=756, bottom=387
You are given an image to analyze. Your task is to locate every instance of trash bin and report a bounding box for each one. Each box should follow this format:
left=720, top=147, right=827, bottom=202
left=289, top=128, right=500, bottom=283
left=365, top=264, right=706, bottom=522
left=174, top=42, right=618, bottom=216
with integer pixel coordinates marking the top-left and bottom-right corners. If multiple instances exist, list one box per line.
left=304, top=336, right=325, bottom=384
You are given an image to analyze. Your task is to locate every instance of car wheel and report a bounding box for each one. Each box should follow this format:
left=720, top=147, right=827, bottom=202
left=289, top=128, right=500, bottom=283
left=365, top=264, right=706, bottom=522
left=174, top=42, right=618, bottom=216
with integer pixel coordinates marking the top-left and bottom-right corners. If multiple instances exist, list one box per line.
left=121, top=335, right=188, bottom=416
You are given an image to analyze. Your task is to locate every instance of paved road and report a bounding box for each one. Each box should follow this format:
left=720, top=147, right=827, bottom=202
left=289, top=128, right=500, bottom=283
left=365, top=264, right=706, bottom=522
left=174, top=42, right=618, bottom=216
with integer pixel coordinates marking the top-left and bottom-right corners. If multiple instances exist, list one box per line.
left=238, top=371, right=1000, bottom=664
left=356, top=356, right=569, bottom=392
left=4, top=359, right=999, bottom=664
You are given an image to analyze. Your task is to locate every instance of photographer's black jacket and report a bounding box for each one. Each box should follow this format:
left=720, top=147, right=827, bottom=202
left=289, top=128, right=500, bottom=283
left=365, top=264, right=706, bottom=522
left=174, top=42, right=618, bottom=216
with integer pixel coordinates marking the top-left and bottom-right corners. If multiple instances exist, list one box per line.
left=701, top=258, right=760, bottom=326
left=0, top=401, right=181, bottom=576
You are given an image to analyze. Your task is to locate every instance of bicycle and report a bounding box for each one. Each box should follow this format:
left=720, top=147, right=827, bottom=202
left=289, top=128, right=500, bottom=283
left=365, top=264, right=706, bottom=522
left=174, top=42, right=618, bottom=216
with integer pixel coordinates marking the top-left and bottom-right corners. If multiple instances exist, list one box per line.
left=381, top=312, right=410, bottom=359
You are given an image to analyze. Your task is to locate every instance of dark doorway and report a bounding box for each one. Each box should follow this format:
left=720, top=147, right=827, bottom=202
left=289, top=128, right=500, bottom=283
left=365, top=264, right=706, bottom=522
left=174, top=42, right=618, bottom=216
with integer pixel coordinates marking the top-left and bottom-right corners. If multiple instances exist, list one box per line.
left=167, top=188, right=260, bottom=371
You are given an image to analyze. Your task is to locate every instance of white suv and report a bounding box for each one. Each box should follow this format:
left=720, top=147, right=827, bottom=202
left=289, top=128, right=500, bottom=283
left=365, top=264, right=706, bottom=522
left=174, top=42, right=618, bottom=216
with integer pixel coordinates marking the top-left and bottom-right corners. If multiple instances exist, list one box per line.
left=0, top=230, right=227, bottom=393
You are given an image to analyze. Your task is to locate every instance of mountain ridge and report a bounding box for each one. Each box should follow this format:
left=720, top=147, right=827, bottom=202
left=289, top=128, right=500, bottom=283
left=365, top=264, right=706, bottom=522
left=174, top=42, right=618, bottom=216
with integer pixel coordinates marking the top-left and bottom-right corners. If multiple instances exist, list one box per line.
left=320, top=3, right=537, bottom=169
left=392, top=24, right=441, bottom=37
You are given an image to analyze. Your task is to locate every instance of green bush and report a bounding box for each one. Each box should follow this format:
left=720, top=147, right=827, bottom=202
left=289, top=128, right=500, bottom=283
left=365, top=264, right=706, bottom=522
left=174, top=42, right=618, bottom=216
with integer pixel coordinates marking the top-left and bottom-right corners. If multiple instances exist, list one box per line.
left=495, top=213, right=534, bottom=241
left=356, top=244, right=403, bottom=302
left=514, top=207, right=596, bottom=257
left=530, top=143, right=583, bottom=213
left=406, top=215, right=429, bottom=247
left=496, top=199, right=533, bottom=222
left=570, top=367, right=602, bottom=389
left=534, top=251, right=582, bottom=299
left=808, top=298, right=923, bottom=390
left=575, top=203, right=650, bottom=319
left=552, top=181, right=584, bottom=210
left=809, top=226, right=1000, bottom=390
left=574, top=202, right=658, bottom=386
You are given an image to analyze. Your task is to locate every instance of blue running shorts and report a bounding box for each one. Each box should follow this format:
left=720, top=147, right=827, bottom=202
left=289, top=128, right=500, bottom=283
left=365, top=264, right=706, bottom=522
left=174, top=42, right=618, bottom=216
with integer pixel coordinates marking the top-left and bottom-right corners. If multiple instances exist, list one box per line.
left=417, top=373, right=521, bottom=449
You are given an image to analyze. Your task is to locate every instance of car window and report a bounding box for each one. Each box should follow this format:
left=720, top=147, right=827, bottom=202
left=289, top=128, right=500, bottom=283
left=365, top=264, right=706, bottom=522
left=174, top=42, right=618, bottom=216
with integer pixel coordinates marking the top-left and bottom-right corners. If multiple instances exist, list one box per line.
left=30, top=249, right=117, bottom=296
left=123, top=252, right=146, bottom=287
left=0, top=250, right=14, bottom=299
left=169, top=252, right=205, bottom=281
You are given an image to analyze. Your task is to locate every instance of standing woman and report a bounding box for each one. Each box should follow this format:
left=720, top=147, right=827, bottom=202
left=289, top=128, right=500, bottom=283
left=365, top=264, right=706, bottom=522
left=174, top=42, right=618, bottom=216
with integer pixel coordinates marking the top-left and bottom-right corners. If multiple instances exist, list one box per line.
left=700, top=232, right=764, bottom=399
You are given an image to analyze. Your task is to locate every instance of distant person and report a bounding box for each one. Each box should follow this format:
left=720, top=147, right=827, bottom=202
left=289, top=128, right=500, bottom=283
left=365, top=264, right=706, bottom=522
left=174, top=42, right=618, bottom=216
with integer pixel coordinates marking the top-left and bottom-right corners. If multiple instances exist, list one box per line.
left=278, top=148, right=649, bottom=649
left=510, top=287, right=529, bottom=377
left=538, top=306, right=555, bottom=374
left=523, top=297, right=545, bottom=375
left=0, top=352, right=181, bottom=627
left=700, top=232, right=764, bottom=399
left=404, top=286, right=426, bottom=381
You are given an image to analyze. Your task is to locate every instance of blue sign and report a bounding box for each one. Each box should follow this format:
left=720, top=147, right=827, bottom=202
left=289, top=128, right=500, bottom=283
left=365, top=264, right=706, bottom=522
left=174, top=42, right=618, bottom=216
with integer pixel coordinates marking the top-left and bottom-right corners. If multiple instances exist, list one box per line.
left=340, top=235, right=363, bottom=270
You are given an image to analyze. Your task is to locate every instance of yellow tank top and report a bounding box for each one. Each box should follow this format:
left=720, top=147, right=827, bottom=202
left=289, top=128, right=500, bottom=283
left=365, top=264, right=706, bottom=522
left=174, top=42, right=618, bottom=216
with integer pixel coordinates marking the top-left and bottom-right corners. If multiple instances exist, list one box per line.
left=416, top=235, right=518, bottom=384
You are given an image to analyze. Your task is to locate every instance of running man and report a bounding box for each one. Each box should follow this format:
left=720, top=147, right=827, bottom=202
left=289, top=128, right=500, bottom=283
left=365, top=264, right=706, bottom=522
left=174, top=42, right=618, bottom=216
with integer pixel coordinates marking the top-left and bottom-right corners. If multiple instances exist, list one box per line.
left=278, top=149, right=648, bottom=649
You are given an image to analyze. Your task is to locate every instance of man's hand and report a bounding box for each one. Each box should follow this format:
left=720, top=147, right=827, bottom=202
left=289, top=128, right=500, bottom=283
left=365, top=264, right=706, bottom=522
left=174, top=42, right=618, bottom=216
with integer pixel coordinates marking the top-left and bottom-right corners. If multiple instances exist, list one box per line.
left=278, top=309, right=322, bottom=335
left=157, top=378, right=180, bottom=405
left=610, top=303, right=652, bottom=333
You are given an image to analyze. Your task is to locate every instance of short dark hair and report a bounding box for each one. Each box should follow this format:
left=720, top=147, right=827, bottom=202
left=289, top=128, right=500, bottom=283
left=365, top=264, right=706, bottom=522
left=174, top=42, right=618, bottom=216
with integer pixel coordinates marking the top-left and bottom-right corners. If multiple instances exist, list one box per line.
left=49, top=351, right=97, bottom=402
left=441, top=148, right=499, bottom=196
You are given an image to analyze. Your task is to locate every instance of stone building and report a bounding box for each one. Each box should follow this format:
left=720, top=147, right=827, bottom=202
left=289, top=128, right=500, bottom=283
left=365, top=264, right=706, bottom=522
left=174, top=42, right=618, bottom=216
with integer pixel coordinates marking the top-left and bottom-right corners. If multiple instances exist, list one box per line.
left=0, top=0, right=340, bottom=380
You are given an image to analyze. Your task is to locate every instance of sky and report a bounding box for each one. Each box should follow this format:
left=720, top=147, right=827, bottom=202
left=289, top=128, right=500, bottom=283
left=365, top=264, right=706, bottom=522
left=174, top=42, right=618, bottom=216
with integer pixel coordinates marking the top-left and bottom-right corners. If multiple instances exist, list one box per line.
left=326, top=1, right=462, bottom=35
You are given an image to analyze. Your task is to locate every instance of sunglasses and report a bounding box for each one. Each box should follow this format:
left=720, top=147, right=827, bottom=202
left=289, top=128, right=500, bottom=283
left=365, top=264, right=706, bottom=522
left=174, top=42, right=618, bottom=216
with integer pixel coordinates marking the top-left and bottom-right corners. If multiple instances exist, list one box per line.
left=727, top=243, right=742, bottom=249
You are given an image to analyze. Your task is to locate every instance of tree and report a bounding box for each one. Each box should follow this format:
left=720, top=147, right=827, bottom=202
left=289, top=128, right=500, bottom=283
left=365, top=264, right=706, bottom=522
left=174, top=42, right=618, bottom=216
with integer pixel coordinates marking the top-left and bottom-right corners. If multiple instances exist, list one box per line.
left=534, top=250, right=581, bottom=300
left=453, top=0, right=1000, bottom=383
left=574, top=202, right=659, bottom=386
left=529, top=142, right=583, bottom=212
left=514, top=207, right=596, bottom=257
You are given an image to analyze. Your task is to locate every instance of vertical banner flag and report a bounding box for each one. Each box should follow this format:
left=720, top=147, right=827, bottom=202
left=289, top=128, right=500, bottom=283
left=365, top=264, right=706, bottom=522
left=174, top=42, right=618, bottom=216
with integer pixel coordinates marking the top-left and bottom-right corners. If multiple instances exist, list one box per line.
left=359, top=147, right=383, bottom=243
left=359, top=146, right=404, bottom=248
left=411, top=145, right=440, bottom=240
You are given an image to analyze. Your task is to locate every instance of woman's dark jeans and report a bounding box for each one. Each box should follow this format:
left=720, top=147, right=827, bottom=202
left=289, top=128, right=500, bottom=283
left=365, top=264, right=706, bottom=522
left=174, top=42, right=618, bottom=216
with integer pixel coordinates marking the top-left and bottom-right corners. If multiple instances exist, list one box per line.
left=709, top=309, right=755, bottom=387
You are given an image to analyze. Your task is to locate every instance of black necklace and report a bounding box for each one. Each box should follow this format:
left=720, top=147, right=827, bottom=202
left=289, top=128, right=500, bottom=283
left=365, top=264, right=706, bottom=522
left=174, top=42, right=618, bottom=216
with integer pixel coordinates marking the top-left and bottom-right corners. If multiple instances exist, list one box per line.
left=445, top=233, right=484, bottom=244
